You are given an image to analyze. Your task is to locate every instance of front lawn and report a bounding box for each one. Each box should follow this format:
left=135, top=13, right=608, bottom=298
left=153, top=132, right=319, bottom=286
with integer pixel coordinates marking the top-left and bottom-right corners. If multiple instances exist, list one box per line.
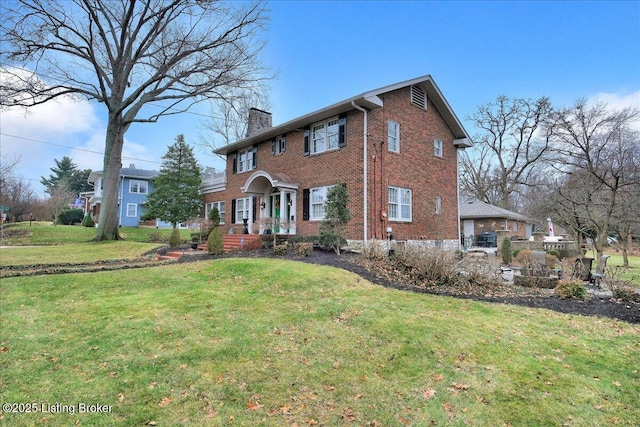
left=0, top=222, right=192, bottom=246
left=1, top=258, right=638, bottom=426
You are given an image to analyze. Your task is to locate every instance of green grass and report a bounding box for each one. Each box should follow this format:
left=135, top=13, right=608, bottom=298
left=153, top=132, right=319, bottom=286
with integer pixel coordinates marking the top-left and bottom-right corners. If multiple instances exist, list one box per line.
left=0, top=241, right=163, bottom=266
left=1, top=258, right=638, bottom=426
left=603, top=251, right=640, bottom=288
left=0, top=222, right=193, bottom=245
left=0, top=222, right=195, bottom=267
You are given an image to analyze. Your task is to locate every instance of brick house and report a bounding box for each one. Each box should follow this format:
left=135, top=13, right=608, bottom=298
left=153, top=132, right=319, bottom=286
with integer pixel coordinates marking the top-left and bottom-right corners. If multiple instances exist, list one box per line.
left=459, top=199, right=535, bottom=248
left=201, top=75, right=472, bottom=249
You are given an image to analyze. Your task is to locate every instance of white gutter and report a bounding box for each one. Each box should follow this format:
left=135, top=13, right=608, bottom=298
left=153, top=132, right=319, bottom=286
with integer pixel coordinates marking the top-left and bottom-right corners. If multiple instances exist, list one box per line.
left=457, top=148, right=463, bottom=251
left=118, top=176, right=124, bottom=227
left=351, top=100, right=368, bottom=244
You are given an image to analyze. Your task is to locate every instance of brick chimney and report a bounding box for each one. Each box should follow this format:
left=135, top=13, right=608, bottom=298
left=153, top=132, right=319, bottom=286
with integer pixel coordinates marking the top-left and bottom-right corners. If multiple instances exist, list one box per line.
left=246, top=108, right=272, bottom=137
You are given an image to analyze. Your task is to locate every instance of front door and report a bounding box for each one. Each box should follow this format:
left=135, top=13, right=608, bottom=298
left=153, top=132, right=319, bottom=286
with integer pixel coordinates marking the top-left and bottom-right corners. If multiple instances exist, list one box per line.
left=267, top=191, right=296, bottom=235
left=270, top=193, right=281, bottom=233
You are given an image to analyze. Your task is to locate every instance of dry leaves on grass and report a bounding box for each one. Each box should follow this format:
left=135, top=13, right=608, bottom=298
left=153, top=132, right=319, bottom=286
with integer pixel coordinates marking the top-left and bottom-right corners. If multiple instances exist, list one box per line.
left=422, top=388, right=437, bottom=399
left=158, top=397, right=172, bottom=407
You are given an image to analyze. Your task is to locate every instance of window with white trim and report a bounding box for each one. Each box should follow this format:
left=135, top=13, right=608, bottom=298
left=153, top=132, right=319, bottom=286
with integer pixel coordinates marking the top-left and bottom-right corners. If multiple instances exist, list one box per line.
left=235, top=147, right=257, bottom=173
left=312, top=117, right=340, bottom=154
left=126, top=203, right=137, bottom=217
left=310, top=185, right=334, bottom=220
left=235, top=197, right=250, bottom=224
left=272, top=135, right=286, bottom=155
left=205, top=201, right=226, bottom=225
left=388, top=120, right=400, bottom=153
left=435, top=196, right=442, bottom=214
left=129, top=179, right=148, bottom=194
left=388, top=186, right=412, bottom=221
left=434, top=139, right=443, bottom=157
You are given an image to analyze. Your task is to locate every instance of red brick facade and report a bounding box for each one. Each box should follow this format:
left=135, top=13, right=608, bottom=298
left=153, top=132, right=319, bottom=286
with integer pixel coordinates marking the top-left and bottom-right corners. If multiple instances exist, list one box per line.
left=202, top=76, right=471, bottom=247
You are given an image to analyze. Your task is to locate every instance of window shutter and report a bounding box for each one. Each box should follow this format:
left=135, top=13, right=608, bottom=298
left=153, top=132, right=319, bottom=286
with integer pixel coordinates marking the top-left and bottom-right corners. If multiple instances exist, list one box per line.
left=302, top=189, right=310, bottom=220
left=338, top=114, right=347, bottom=147
left=281, top=136, right=286, bottom=153
left=232, top=152, right=237, bottom=174
left=271, top=138, right=276, bottom=155
left=303, top=127, right=310, bottom=156
left=231, top=199, right=236, bottom=223
left=252, top=146, right=258, bottom=169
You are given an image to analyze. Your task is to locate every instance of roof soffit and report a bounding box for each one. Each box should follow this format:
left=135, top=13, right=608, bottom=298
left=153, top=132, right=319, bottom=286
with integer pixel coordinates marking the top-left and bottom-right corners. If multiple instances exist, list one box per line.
left=215, top=75, right=472, bottom=155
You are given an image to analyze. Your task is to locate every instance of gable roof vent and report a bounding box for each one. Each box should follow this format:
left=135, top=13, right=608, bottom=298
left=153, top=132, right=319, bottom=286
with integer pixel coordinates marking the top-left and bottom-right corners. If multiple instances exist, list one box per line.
left=410, top=85, right=427, bottom=109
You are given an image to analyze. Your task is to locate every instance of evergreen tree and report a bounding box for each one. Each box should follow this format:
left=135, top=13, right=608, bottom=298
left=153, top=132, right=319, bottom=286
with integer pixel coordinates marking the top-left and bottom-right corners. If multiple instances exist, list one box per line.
left=319, top=184, right=352, bottom=255
left=142, top=135, right=202, bottom=229
left=40, top=156, right=92, bottom=196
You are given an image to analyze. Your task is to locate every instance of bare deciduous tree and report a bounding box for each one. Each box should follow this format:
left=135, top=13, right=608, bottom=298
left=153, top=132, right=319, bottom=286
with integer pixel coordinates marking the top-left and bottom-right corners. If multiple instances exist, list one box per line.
left=1, top=0, right=271, bottom=240
left=549, top=100, right=639, bottom=268
left=199, top=87, right=271, bottom=156
left=460, top=95, right=556, bottom=210
left=47, top=180, right=75, bottom=226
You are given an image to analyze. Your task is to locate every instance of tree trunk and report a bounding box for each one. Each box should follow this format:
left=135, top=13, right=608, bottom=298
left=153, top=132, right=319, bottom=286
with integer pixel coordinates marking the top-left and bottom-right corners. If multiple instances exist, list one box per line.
left=594, top=229, right=607, bottom=270
left=621, top=225, right=632, bottom=268
left=94, top=118, right=125, bottom=241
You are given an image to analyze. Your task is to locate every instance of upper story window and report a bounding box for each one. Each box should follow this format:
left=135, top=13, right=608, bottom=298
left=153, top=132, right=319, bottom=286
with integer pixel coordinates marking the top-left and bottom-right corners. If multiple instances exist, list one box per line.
left=388, top=186, right=412, bottom=222
left=312, top=118, right=340, bottom=154
left=304, top=114, right=347, bottom=156
left=129, top=179, right=148, bottom=194
left=233, top=146, right=257, bottom=174
left=388, top=120, right=400, bottom=153
left=272, top=135, right=286, bottom=155
left=435, top=196, right=442, bottom=214
left=434, top=139, right=443, bottom=157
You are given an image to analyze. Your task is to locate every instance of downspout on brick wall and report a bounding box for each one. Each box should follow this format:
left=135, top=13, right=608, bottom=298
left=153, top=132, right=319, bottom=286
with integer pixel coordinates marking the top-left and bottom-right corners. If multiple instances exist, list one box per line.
left=351, top=101, right=368, bottom=244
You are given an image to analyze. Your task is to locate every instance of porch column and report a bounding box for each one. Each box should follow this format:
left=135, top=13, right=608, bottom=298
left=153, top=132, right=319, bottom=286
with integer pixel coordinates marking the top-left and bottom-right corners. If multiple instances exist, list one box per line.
left=279, top=189, right=287, bottom=234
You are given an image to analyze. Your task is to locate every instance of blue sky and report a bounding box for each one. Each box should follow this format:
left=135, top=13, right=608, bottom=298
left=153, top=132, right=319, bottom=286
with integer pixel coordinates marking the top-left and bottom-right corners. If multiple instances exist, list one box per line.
left=2, top=0, right=639, bottom=197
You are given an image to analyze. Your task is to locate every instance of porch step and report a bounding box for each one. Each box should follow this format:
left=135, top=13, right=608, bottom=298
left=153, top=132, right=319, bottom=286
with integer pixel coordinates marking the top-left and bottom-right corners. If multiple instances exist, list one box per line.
left=197, top=234, right=263, bottom=253
left=158, top=251, right=183, bottom=261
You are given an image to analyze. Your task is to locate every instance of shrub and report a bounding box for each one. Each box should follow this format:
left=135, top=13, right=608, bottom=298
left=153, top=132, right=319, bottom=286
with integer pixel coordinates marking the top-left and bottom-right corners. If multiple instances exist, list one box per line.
left=81, top=214, right=95, bottom=228
left=295, top=242, right=313, bottom=257
left=612, top=287, right=640, bottom=303
left=555, top=279, right=587, bottom=300
left=57, top=208, right=84, bottom=225
left=547, top=249, right=560, bottom=258
left=393, top=245, right=460, bottom=287
left=319, top=184, right=351, bottom=255
left=147, top=231, right=167, bottom=243
left=501, top=237, right=513, bottom=264
left=363, top=240, right=389, bottom=260
left=207, top=227, right=224, bottom=255
left=515, top=249, right=532, bottom=264
left=169, top=228, right=182, bottom=248
left=605, top=266, right=640, bottom=302
left=274, top=243, right=289, bottom=256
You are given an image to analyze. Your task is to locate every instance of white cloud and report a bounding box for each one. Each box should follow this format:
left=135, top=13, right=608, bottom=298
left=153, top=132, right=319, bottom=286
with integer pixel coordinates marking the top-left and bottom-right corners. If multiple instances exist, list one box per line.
left=586, top=89, right=640, bottom=131
left=587, top=89, right=640, bottom=111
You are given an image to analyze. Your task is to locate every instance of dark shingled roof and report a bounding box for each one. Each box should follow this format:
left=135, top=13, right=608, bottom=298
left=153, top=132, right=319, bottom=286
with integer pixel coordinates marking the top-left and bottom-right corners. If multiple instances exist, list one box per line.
left=459, top=199, right=531, bottom=222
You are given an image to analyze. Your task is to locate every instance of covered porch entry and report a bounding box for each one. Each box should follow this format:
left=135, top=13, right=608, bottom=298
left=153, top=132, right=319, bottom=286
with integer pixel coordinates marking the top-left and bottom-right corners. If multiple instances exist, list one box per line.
left=241, top=171, right=298, bottom=235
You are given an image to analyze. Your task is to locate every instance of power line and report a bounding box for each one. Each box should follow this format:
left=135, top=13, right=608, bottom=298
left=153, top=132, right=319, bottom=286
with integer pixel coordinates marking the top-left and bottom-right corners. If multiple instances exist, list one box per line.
left=0, top=132, right=161, bottom=164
